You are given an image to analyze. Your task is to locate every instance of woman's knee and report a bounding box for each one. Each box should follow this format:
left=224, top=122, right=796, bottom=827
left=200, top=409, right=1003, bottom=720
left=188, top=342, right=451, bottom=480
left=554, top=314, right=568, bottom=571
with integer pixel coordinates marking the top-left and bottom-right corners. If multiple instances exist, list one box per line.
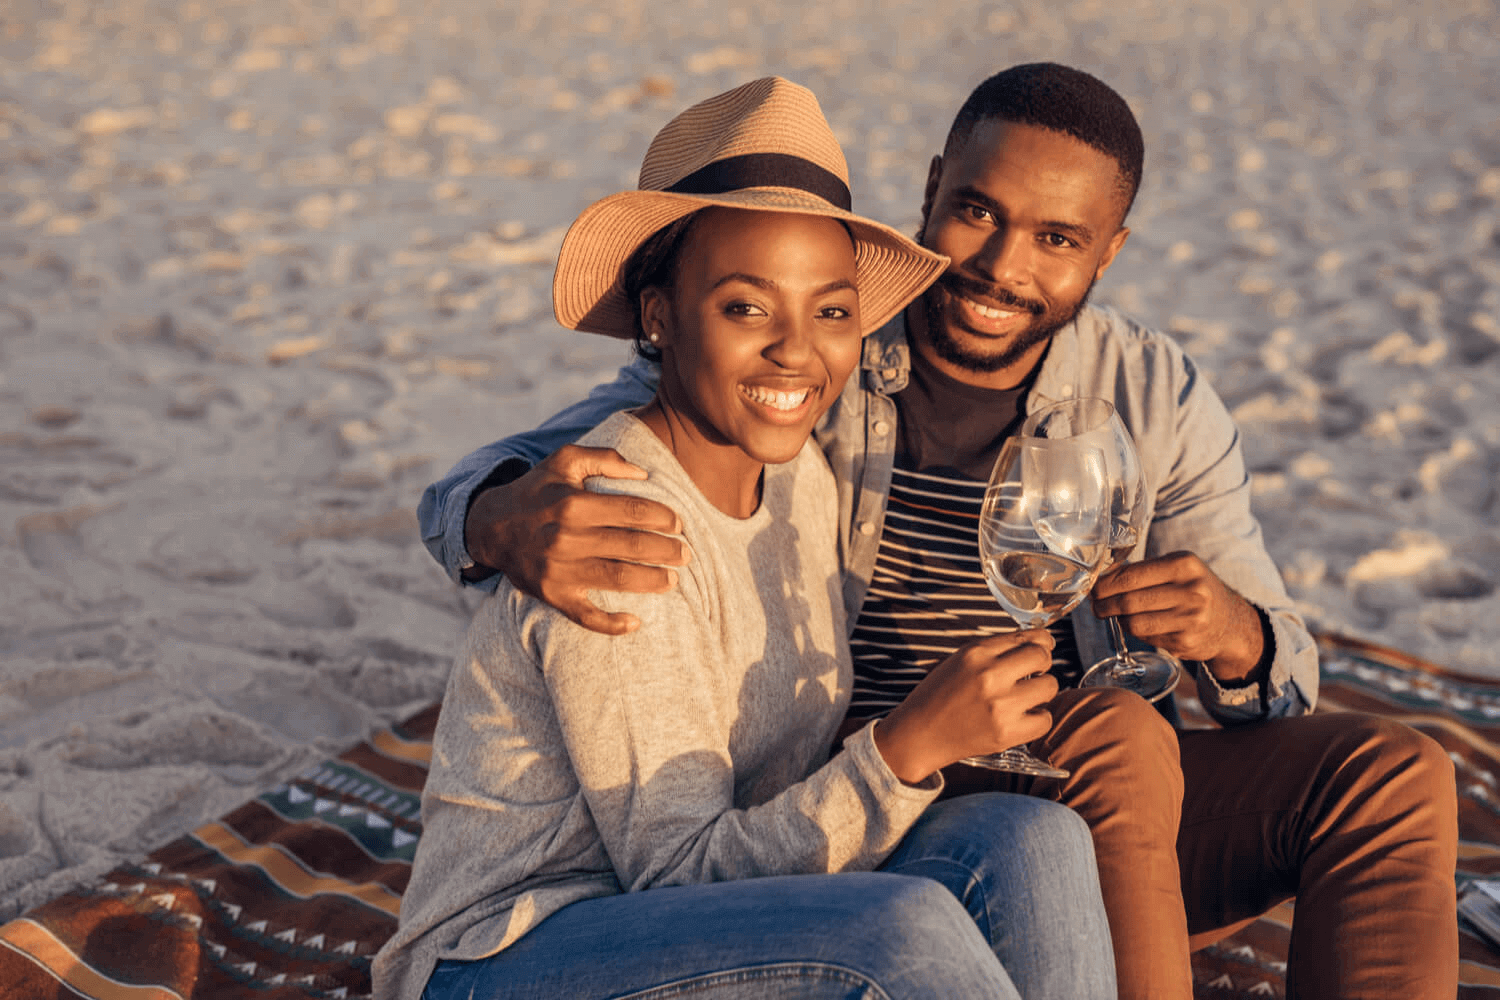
left=844, top=874, right=1019, bottom=996
left=875, top=808, right=1113, bottom=998
left=896, top=798, right=1113, bottom=996
left=861, top=870, right=976, bottom=928
left=907, top=793, right=1093, bottom=867
left=984, top=793, right=1094, bottom=861
left=901, top=795, right=1101, bottom=915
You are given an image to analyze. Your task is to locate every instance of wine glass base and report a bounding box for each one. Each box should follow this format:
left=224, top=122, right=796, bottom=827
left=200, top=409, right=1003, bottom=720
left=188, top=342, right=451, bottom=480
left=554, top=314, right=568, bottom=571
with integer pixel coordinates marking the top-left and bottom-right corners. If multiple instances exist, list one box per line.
left=959, top=748, right=1070, bottom=779
left=1079, top=652, right=1182, bottom=704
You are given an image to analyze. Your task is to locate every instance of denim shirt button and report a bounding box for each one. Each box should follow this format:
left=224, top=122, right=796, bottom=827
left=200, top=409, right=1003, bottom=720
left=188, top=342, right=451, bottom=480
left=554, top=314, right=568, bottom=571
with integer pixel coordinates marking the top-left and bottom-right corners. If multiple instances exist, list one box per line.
left=858, top=521, right=876, bottom=536
left=880, top=367, right=898, bottom=380
left=872, top=420, right=890, bottom=436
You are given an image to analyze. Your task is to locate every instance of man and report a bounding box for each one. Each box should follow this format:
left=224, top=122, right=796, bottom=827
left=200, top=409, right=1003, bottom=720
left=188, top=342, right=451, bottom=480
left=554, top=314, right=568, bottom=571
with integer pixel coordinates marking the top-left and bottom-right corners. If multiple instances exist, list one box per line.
left=420, top=64, right=1457, bottom=999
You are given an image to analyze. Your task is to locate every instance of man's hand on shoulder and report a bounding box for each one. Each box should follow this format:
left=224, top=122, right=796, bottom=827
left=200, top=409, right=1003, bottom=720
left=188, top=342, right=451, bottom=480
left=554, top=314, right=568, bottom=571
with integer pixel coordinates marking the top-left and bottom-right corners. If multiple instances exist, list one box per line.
left=465, top=444, right=689, bottom=636
left=1091, top=551, right=1268, bottom=685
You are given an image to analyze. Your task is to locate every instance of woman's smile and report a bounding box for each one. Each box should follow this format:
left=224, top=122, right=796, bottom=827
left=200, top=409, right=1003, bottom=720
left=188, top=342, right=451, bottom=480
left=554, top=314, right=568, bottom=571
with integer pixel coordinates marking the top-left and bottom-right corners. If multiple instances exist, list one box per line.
left=738, top=381, right=818, bottom=418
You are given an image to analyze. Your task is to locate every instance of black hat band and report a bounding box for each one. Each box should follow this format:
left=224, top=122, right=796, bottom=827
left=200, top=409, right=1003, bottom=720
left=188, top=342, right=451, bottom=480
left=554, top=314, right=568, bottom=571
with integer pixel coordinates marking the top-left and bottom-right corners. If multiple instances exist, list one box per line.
left=663, top=152, right=852, bottom=211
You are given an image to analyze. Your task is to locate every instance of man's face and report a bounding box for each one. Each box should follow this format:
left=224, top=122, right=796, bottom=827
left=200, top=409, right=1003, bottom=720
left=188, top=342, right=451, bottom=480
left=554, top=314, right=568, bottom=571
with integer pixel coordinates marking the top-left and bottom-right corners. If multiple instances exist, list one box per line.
left=914, top=119, right=1131, bottom=380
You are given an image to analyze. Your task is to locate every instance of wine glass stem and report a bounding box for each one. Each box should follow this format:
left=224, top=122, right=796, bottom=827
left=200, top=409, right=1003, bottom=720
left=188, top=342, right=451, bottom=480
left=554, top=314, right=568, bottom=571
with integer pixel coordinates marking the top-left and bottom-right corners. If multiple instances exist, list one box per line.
left=1105, top=613, right=1138, bottom=667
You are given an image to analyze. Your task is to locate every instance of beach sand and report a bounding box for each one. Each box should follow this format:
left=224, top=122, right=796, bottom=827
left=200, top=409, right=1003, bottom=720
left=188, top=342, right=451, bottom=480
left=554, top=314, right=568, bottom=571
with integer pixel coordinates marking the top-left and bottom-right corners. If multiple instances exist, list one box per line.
left=1, top=0, right=1497, bottom=920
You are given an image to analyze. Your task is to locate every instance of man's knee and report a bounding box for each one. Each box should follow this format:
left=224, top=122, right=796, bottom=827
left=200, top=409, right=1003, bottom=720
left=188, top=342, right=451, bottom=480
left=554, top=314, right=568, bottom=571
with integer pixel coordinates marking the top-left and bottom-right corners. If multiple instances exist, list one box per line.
left=1052, top=686, right=1177, bottom=753
left=1322, top=713, right=1450, bottom=776
left=1048, top=687, right=1182, bottom=795
left=1332, top=715, right=1456, bottom=809
left=1285, top=714, right=1459, bottom=866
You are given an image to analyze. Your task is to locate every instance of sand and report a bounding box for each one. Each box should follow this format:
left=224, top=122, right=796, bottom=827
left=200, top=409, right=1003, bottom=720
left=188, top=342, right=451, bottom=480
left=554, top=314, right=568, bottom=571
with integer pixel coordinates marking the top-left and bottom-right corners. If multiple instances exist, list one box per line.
left=1, top=0, right=1497, bottom=920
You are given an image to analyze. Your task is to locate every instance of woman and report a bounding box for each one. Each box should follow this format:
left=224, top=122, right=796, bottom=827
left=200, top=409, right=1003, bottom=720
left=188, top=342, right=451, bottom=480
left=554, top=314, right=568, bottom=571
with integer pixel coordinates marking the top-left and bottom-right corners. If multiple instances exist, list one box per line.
left=374, top=77, right=1115, bottom=1000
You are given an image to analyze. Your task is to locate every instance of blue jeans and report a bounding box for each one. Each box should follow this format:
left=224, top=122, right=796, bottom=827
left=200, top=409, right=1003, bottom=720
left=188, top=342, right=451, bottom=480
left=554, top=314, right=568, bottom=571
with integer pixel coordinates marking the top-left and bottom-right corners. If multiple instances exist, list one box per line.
left=422, top=794, right=1115, bottom=999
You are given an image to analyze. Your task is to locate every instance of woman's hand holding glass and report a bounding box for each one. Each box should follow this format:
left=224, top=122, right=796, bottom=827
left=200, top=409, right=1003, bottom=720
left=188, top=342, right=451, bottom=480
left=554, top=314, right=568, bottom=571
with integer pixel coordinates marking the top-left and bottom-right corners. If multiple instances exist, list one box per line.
left=871, top=628, right=1061, bottom=786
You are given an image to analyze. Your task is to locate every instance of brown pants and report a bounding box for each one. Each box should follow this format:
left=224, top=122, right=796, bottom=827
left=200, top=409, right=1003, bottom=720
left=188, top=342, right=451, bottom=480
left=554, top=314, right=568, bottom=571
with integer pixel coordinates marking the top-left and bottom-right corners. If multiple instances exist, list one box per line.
left=940, top=687, right=1459, bottom=1000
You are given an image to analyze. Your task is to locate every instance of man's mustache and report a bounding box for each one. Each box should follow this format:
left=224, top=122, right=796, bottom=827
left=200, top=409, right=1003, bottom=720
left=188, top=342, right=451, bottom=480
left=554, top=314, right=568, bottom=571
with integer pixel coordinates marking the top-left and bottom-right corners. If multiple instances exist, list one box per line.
left=936, top=272, right=1046, bottom=317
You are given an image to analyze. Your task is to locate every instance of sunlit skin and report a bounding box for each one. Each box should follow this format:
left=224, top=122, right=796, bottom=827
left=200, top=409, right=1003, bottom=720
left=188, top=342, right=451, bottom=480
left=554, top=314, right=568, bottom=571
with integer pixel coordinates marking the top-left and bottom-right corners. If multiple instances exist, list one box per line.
left=637, top=207, right=863, bottom=519
left=907, top=120, right=1266, bottom=681
left=470, top=127, right=1270, bottom=681
left=909, top=119, right=1130, bottom=389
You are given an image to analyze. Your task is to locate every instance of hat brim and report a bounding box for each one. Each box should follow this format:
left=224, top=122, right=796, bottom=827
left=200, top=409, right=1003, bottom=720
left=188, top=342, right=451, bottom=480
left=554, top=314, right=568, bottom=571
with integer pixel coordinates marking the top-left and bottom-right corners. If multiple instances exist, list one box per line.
left=552, top=187, right=948, bottom=339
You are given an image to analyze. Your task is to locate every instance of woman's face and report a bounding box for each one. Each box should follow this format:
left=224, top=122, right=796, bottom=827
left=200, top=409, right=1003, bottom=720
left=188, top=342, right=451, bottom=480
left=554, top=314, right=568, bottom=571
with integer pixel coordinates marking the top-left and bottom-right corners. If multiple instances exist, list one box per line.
left=643, top=207, right=862, bottom=470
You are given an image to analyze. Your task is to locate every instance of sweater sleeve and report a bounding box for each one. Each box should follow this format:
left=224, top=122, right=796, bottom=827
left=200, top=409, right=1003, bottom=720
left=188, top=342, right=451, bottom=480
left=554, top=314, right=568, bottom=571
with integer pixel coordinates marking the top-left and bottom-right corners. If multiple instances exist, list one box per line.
left=518, top=575, right=939, bottom=893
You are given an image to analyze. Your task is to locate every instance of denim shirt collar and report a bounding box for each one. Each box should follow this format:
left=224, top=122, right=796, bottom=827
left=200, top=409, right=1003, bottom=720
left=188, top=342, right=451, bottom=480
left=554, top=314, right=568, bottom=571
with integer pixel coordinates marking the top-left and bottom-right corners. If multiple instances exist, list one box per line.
left=860, top=316, right=912, bottom=395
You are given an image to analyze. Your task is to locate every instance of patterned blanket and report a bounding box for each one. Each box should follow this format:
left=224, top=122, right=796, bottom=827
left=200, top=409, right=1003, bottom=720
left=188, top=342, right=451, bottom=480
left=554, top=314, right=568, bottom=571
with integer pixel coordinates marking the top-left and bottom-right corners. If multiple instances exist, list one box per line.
left=2, top=633, right=1496, bottom=999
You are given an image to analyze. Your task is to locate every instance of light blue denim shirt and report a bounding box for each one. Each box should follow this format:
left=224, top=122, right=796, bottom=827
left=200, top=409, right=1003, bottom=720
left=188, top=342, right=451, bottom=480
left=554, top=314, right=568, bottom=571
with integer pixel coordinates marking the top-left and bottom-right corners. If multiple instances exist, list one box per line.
left=419, top=305, right=1318, bottom=724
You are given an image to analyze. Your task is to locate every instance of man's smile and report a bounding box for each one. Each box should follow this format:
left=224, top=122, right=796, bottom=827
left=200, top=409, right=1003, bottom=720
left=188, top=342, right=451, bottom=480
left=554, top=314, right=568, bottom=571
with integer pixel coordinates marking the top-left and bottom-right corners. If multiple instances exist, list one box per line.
left=963, top=297, right=1021, bottom=321
left=947, top=286, right=1042, bottom=337
left=931, top=272, right=1047, bottom=338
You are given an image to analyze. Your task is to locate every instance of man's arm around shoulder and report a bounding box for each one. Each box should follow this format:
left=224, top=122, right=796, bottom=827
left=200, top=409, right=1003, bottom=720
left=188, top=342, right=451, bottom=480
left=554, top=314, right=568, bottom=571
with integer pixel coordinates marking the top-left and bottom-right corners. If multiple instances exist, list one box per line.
left=418, top=357, right=661, bottom=588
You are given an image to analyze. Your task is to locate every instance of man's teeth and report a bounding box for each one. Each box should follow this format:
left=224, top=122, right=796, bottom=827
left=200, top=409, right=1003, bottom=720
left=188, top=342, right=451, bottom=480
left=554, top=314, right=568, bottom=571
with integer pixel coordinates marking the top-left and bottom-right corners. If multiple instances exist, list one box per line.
left=964, top=297, right=1016, bottom=320
left=741, top=385, right=812, bottom=410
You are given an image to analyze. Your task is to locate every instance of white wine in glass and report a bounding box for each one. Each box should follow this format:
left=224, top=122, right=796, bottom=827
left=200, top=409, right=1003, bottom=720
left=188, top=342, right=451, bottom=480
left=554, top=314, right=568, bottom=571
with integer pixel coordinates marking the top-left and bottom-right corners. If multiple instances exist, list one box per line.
left=984, top=549, right=1099, bottom=627
left=1021, top=397, right=1183, bottom=702
left=965, top=436, right=1111, bottom=777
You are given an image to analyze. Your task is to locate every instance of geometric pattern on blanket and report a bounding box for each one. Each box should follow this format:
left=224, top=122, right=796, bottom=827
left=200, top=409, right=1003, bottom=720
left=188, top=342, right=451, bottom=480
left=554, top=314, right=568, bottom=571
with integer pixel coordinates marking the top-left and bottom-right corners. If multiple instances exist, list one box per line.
left=1, top=634, right=1495, bottom=999
left=0, top=707, right=437, bottom=1000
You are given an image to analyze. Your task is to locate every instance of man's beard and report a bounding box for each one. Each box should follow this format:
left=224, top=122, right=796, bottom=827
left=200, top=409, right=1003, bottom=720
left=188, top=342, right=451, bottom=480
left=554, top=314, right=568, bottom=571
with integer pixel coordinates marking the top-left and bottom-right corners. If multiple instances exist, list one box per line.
left=919, top=270, right=1094, bottom=374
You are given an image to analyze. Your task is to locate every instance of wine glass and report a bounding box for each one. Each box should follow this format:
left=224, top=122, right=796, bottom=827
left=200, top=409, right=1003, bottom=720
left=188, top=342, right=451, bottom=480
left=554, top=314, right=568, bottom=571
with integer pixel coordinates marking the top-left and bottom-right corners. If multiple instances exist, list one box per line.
left=1022, top=398, right=1183, bottom=703
left=964, top=434, right=1112, bottom=777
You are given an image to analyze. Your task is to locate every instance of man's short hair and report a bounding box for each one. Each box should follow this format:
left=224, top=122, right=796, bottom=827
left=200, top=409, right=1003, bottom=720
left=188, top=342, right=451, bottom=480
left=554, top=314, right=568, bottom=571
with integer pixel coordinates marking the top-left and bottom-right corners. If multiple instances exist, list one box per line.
left=945, top=63, right=1144, bottom=220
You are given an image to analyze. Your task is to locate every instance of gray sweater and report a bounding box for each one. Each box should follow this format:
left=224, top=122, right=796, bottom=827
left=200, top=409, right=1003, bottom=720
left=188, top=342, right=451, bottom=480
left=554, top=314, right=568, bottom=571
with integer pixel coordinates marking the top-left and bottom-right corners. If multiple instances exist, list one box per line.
left=373, top=412, right=941, bottom=1000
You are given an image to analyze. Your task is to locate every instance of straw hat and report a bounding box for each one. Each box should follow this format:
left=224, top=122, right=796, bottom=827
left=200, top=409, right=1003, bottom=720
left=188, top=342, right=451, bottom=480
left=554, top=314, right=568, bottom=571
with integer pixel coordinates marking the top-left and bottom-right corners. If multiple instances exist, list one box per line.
left=552, top=76, right=948, bottom=339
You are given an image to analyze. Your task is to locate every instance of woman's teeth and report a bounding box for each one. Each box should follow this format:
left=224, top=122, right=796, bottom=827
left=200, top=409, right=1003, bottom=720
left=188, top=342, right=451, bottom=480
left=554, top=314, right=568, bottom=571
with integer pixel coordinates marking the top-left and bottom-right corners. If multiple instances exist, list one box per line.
left=741, top=385, right=812, bottom=411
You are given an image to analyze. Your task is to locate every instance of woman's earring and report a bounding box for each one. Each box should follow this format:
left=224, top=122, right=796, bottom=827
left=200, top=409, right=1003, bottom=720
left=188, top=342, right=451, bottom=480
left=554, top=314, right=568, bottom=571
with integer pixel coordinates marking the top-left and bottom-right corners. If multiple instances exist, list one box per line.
left=648, top=330, right=661, bottom=345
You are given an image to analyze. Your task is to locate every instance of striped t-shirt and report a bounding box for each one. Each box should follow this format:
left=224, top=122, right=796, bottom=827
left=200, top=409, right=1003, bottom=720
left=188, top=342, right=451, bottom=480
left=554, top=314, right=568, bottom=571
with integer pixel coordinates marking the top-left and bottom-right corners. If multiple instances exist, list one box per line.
left=847, top=462, right=1083, bottom=720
